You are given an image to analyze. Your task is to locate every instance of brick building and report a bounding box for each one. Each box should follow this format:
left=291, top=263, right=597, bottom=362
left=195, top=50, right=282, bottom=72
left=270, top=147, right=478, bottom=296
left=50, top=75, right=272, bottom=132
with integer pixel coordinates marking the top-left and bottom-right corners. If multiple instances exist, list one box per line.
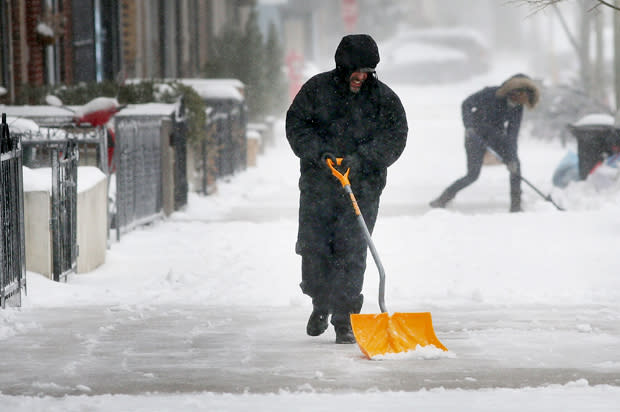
left=1, top=0, right=74, bottom=102
left=0, top=0, right=255, bottom=103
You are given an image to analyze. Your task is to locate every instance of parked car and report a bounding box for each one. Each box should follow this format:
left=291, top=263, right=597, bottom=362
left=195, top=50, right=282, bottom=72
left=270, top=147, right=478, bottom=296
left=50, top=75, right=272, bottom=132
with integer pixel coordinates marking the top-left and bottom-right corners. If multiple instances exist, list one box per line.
left=377, top=27, right=490, bottom=84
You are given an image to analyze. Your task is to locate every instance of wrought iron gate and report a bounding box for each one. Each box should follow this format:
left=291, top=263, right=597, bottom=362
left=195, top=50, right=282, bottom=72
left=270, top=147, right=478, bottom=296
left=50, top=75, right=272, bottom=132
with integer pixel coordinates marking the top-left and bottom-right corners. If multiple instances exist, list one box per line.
left=0, top=114, right=26, bottom=307
left=50, top=139, right=79, bottom=282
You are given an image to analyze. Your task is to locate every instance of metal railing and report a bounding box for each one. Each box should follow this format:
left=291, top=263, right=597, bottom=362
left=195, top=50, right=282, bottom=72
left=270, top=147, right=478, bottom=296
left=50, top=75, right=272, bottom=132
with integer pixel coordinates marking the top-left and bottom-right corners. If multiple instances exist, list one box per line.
left=20, top=124, right=108, bottom=175
left=0, top=114, right=27, bottom=307
left=113, top=116, right=164, bottom=238
left=112, top=107, right=188, bottom=239
left=15, top=124, right=98, bottom=282
left=49, top=139, right=79, bottom=282
left=206, top=100, right=247, bottom=178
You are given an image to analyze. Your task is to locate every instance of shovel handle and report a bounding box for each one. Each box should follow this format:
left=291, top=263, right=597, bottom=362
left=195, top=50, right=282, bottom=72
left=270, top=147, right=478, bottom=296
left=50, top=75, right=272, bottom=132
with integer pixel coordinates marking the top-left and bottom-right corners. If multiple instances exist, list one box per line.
left=327, top=157, right=388, bottom=313
left=326, top=158, right=351, bottom=187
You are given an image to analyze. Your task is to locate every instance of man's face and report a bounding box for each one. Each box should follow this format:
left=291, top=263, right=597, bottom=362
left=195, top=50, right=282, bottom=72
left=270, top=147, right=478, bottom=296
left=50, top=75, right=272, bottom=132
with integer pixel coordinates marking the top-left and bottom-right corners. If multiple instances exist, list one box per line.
left=349, top=71, right=368, bottom=93
left=508, top=90, right=529, bottom=107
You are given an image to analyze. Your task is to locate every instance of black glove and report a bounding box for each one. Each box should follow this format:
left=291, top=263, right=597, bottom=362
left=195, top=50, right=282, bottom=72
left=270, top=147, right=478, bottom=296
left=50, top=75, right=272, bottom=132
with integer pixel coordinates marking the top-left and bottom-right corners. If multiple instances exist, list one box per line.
left=321, top=152, right=337, bottom=166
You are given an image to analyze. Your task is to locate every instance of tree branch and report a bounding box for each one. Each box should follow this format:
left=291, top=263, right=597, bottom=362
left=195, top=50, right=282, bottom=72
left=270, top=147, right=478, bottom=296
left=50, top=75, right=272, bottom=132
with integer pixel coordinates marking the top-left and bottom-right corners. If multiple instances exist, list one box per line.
left=596, top=0, right=620, bottom=11
left=512, top=0, right=620, bottom=11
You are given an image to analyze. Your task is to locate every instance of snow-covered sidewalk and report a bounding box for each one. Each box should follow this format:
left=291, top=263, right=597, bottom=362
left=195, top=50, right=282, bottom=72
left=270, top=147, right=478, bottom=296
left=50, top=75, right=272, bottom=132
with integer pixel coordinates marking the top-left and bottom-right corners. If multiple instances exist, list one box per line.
left=2, top=67, right=620, bottom=410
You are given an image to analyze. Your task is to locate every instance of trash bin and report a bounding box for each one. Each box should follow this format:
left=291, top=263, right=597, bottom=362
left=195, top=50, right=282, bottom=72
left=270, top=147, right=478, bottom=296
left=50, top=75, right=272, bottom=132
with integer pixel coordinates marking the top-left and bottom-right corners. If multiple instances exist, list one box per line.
left=567, top=114, right=620, bottom=179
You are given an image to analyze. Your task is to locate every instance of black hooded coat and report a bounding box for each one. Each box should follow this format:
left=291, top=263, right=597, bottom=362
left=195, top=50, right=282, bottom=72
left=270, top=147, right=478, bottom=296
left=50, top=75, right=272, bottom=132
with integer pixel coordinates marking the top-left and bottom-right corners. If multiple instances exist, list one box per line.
left=285, top=34, right=408, bottom=320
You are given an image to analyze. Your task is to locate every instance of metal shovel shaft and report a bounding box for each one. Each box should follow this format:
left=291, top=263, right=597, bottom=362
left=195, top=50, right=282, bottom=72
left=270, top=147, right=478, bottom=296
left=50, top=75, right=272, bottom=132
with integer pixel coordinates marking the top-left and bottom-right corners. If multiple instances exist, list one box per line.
left=325, top=158, right=387, bottom=313
left=342, top=184, right=388, bottom=313
left=484, top=145, right=565, bottom=211
left=326, top=158, right=448, bottom=357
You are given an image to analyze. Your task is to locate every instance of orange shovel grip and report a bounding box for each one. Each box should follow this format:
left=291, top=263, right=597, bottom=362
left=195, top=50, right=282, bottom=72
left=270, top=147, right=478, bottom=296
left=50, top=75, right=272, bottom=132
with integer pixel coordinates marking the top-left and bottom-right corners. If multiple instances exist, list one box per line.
left=326, top=157, right=350, bottom=187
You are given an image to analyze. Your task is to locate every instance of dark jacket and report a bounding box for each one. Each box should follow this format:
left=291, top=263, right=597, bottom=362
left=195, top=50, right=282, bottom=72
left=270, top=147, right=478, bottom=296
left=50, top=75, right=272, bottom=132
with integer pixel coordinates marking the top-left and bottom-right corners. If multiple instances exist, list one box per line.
left=287, top=69, right=408, bottom=190
left=286, top=34, right=408, bottom=254
left=462, top=74, right=540, bottom=145
left=462, top=86, right=523, bottom=144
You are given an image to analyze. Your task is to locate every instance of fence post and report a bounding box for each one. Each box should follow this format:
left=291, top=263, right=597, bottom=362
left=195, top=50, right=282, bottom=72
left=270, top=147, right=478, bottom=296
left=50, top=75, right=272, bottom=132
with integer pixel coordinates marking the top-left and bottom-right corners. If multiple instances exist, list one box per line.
left=161, top=118, right=174, bottom=216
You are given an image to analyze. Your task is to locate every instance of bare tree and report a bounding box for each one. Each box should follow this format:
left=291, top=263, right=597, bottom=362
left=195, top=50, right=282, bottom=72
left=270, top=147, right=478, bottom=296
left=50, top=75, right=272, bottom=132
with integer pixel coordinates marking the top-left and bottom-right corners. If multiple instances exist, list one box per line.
left=513, top=0, right=619, bottom=12
left=514, top=0, right=617, bottom=109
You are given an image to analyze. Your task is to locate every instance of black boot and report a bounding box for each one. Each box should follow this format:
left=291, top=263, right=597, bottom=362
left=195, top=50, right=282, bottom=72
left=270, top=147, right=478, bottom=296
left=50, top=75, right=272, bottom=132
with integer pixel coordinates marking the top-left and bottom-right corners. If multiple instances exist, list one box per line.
left=510, top=191, right=522, bottom=213
left=510, top=169, right=522, bottom=213
left=335, top=324, right=356, bottom=344
left=306, top=308, right=329, bottom=336
left=332, top=294, right=362, bottom=344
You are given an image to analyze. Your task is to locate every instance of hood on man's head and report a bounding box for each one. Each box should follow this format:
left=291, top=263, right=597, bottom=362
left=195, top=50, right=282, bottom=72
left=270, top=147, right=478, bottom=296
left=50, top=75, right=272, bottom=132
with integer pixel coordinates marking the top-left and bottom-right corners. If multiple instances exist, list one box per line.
left=334, top=34, right=380, bottom=73
left=496, top=73, right=541, bottom=108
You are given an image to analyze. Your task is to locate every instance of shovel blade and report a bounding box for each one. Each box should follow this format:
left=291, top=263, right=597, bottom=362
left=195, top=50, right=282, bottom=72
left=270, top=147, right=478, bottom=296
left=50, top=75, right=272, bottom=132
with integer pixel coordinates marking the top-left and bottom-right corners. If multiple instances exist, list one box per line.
left=350, top=312, right=447, bottom=358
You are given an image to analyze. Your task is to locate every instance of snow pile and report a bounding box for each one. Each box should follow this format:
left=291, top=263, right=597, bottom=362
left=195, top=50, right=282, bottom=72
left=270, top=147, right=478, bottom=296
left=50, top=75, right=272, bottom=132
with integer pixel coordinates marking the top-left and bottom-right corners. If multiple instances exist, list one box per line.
left=373, top=344, right=457, bottom=360
left=6, top=117, right=40, bottom=134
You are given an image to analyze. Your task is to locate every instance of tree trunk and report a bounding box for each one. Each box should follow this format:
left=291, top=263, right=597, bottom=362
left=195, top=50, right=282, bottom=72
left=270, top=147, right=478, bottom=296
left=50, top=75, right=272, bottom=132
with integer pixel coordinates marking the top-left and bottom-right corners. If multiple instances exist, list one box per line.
left=593, top=5, right=605, bottom=103
left=578, top=1, right=593, bottom=93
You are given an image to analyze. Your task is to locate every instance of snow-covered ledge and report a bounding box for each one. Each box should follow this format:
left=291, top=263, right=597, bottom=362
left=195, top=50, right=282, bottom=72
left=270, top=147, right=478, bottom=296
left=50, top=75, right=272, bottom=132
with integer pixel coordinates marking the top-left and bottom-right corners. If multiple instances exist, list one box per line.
left=22, top=166, right=108, bottom=278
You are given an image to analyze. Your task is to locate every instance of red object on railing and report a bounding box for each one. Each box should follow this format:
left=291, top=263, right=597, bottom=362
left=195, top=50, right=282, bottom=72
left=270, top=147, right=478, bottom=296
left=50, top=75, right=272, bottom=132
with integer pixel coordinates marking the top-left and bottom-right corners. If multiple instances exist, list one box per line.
left=74, top=97, right=123, bottom=127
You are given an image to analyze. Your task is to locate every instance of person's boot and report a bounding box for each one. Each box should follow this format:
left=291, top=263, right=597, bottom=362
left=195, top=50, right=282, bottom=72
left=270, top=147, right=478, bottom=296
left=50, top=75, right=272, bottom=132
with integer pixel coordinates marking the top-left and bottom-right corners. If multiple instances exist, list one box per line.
left=335, top=323, right=356, bottom=344
left=429, top=191, right=453, bottom=208
left=510, top=173, right=522, bottom=213
left=510, top=192, right=522, bottom=213
left=306, top=308, right=329, bottom=336
left=331, top=294, right=362, bottom=344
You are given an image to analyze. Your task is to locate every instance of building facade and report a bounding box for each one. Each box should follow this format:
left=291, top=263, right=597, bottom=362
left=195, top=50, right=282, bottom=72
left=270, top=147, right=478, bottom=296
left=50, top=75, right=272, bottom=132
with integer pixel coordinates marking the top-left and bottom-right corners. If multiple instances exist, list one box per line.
left=0, top=0, right=255, bottom=103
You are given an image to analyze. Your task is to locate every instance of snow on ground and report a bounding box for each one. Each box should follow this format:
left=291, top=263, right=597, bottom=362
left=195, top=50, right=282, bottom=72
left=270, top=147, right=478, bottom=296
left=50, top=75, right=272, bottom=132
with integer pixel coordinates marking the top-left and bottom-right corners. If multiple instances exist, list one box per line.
left=2, top=381, right=620, bottom=412
left=2, top=57, right=620, bottom=410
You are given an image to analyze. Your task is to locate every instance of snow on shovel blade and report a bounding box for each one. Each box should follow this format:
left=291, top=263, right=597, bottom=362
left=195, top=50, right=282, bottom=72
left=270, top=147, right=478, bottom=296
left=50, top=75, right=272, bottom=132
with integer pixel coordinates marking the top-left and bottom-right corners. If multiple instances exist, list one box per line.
left=351, top=312, right=447, bottom=359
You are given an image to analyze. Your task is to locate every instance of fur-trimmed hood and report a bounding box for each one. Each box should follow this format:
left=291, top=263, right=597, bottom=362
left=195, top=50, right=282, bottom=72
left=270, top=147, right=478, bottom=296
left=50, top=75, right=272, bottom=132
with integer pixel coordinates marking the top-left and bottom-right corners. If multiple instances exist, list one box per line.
left=496, top=74, right=540, bottom=108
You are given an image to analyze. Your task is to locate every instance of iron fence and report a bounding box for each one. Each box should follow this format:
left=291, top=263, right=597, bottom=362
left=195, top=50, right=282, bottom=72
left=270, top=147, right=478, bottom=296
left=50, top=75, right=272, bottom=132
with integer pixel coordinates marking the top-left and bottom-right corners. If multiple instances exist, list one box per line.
left=49, top=139, right=79, bottom=282
left=113, top=106, right=188, bottom=239
left=204, top=99, right=247, bottom=179
left=0, top=113, right=26, bottom=307
left=12, top=123, right=101, bottom=282
left=20, top=125, right=108, bottom=174
left=113, top=116, right=164, bottom=239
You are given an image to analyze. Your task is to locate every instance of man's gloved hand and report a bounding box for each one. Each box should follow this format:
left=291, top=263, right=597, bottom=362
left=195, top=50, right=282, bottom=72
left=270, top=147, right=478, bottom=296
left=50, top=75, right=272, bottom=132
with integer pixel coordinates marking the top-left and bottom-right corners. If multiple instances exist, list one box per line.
left=321, top=152, right=337, bottom=166
left=506, top=160, right=519, bottom=174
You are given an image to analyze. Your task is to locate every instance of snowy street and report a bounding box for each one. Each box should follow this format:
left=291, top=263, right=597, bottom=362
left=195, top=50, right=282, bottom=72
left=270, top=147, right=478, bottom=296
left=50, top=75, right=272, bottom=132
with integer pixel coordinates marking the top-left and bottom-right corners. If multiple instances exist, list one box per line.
left=2, top=62, right=620, bottom=410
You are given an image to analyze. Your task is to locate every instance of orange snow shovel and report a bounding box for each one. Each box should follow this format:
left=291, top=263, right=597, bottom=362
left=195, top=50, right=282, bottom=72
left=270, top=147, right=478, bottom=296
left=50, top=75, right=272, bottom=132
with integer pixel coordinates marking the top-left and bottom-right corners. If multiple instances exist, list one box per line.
left=326, top=158, right=447, bottom=358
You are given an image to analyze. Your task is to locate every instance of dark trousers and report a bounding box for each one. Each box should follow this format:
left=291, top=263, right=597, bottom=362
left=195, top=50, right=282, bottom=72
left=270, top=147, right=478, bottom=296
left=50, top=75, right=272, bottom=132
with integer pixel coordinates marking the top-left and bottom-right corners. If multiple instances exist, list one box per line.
left=298, top=191, right=378, bottom=327
left=436, top=130, right=521, bottom=206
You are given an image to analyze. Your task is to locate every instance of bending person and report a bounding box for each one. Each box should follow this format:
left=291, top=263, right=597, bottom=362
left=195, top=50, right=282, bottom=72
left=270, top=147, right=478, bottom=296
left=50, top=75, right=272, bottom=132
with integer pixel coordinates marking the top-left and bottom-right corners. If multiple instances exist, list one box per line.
left=430, top=74, right=540, bottom=212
